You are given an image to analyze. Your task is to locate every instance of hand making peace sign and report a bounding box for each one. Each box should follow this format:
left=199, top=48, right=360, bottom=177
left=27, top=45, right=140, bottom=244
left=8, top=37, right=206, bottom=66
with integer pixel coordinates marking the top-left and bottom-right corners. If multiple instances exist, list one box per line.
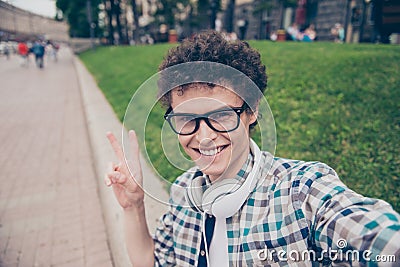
left=105, top=130, right=145, bottom=209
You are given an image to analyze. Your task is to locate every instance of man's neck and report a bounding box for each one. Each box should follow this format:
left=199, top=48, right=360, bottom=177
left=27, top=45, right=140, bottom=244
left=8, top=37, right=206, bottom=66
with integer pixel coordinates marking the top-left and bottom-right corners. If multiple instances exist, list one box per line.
left=209, top=146, right=251, bottom=182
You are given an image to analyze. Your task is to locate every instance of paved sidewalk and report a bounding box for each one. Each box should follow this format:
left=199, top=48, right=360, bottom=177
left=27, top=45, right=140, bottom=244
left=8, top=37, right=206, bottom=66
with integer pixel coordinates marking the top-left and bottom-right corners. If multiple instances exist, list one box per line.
left=0, top=49, right=113, bottom=266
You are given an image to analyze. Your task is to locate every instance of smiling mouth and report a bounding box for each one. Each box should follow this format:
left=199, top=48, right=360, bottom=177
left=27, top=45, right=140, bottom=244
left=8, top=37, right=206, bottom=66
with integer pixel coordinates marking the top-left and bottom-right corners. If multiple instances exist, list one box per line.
left=194, top=145, right=229, bottom=156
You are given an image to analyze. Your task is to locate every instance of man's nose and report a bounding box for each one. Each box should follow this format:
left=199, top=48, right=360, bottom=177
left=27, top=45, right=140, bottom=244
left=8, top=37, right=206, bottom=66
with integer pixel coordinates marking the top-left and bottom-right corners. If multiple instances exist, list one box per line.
left=195, top=119, right=217, bottom=141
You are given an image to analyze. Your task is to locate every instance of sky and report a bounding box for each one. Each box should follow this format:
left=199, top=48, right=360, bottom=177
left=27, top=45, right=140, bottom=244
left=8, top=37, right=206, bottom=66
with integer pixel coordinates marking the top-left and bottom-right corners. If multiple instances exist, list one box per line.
left=10, top=0, right=57, bottom=18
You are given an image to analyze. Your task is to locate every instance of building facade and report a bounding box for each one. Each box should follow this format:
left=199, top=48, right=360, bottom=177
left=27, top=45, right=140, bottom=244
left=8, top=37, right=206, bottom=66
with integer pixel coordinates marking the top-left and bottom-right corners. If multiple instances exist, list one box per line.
left=0, top=0, right=68, bottom=42
left=235, top=0, right=400, bottom=43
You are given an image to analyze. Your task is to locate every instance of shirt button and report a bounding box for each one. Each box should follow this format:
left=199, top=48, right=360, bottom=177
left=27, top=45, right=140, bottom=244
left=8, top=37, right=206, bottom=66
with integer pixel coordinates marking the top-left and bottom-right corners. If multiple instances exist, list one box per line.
left=208, top=214, right=213, bottom=218
left=200, top=250, right=206, bottom=256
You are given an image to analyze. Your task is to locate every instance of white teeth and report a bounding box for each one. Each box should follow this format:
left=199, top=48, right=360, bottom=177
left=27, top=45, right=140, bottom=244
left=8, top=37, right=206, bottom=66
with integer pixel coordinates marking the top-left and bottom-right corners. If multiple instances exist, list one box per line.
left=199, top=146, right=222, bottom=156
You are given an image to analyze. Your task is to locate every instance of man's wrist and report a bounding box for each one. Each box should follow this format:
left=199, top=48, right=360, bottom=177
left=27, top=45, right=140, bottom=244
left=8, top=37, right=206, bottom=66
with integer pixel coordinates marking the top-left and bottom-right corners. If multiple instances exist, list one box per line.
left=124, top=199, right=145, bottom=214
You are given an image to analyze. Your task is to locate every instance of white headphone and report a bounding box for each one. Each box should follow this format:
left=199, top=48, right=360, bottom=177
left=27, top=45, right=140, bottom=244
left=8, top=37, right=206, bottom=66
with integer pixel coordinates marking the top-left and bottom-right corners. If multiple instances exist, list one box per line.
left=185, top=139, right=261, bottom=218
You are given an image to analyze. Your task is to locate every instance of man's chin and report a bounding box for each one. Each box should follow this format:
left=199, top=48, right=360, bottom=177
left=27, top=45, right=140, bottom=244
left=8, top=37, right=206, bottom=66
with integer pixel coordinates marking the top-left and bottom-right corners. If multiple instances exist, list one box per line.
left=198, top=166, right=228, bottom=181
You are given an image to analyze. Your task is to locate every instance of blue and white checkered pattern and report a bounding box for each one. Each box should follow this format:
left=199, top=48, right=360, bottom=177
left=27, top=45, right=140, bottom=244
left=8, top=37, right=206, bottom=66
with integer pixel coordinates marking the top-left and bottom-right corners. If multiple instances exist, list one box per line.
left=153, top=151, right=400, bottom=266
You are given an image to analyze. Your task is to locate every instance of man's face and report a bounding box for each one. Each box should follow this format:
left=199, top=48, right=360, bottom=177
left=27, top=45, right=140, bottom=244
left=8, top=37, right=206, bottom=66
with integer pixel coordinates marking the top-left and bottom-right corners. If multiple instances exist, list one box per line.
left=170, top=85, right=257, bottom=182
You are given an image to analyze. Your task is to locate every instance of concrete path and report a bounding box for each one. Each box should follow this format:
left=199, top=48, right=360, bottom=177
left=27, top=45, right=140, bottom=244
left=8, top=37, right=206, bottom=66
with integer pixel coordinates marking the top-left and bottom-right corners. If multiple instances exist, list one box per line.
left=0, top=49, right=113, bottom=266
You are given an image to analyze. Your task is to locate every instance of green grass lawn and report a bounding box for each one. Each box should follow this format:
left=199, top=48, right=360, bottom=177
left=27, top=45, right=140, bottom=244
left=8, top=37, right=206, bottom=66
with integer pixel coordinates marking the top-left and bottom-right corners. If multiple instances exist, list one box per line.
left=79, top=41, right=400, bottom=212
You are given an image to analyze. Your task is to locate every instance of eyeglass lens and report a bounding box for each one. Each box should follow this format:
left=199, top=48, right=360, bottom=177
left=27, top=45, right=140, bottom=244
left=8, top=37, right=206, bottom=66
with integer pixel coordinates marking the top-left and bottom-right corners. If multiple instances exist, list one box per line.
left=172, top=109, right=239, bottom=134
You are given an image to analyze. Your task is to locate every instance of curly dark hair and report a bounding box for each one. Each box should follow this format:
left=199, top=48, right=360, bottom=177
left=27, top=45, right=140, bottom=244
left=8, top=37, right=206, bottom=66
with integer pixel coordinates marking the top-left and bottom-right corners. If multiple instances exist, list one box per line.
left=157, top=30, right=267, bottom=109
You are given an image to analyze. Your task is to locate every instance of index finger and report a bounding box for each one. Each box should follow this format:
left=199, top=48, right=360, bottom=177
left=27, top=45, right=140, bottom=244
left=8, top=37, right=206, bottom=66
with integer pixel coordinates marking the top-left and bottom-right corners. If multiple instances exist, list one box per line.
left=127, top=130, right=142, bottom=172
left=106, top=132, right=125, bottom=163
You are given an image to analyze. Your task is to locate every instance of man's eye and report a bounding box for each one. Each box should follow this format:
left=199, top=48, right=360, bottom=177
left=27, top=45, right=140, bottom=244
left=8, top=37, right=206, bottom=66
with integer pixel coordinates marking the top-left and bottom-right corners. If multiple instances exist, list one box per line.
left=212, top=111, right=234, bottom=120
left=176, top=116, right=195, bottom=123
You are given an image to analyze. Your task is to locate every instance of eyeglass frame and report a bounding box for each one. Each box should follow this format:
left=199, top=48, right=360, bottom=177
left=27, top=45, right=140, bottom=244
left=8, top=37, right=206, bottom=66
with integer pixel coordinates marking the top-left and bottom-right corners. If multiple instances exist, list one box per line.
left=163, top=103, right=248, bottom=135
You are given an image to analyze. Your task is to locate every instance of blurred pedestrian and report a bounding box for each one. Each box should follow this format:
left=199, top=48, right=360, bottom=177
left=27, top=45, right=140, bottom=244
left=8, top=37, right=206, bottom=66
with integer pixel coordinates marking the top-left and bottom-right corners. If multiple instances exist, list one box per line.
left=302, top=24, right=317, bottom=42
left=46, top=40, right=59, bottom=62
left=287, top=22, right=300, bottom=41
left=32, top=41, right=45, bottom=68
left=237, top=19, right=248, bottom=40
left=331, top=23, right=345, bottom=43
left=215, top=17, right=222, bottom=32
left=3, top=43, right=10, bottom=60
left=18, top=41, right=29, bottom=67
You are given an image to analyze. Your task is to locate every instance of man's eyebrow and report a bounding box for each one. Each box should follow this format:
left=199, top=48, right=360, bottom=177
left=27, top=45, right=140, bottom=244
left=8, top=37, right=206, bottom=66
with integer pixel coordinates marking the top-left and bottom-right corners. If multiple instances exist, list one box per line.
left=173, top=105, right=240, bottom=115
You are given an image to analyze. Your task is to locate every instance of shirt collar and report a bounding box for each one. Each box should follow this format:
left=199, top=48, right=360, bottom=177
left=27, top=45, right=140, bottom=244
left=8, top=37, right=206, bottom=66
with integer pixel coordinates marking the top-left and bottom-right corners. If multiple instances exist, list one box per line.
left=234, top=152, right=254, bottom=185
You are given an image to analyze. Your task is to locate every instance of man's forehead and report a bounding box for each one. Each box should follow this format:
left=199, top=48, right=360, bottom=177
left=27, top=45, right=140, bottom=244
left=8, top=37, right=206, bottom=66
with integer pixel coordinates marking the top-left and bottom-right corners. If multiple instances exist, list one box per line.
left=170, top=86, right=243, bottom=112
left=171, top=85, right=241, bottom=101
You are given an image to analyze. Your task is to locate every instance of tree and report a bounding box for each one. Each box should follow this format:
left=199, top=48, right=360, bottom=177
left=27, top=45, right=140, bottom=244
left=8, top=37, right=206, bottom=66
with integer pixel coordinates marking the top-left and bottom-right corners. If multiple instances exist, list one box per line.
left=103, top=0, right=114, bottom=44
left=253, top=0, right=297, bottom=34
left=253, top=0, right=275, bottom=39
left=154, top=0, right=178, bottom=29
left=224, top=0, right=235, bottom=33
left=56, top=0, right=101, bottom=38
left=112, top=0, right=126, bottom=44
left=197, top=0, right=209, bottom=29
left=130, top=0, right=140, bottom=44
left=149, top=0, right=220, bottom=40
left=210, top=0, right=220, bottom=30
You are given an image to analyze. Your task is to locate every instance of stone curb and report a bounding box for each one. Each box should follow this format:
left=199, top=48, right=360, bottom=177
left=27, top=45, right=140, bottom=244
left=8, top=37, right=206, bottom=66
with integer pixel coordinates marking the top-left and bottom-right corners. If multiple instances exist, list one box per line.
left=73, top=56, right=169, bottom=267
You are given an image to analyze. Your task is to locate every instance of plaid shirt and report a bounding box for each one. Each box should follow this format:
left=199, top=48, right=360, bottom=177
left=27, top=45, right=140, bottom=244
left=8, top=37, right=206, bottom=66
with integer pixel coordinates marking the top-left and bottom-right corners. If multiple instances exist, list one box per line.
left=153, top=151, right=400, bottom=266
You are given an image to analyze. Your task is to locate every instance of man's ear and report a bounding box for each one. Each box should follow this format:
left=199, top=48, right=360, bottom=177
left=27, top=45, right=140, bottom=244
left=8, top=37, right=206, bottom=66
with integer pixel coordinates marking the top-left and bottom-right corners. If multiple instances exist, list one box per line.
left=248, top=102, right=259, bottom=125
left=249, top=109, right=258, bottom=125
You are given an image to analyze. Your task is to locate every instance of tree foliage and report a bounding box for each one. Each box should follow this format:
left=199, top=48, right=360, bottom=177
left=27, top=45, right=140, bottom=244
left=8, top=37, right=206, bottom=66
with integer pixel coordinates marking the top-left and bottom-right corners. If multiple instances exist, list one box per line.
left=224, top=0, right=235, bottom=33
left=153, top=0, right=190, bottom=28
left=56, top=0, right=101, bottom=38
left=283, top=0, right=298, bottom=8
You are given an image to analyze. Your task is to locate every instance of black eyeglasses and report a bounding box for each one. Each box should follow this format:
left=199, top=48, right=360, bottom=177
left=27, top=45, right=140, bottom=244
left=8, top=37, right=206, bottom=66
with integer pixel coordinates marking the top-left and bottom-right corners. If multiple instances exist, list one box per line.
left=164, top=104, right=247, bottom=135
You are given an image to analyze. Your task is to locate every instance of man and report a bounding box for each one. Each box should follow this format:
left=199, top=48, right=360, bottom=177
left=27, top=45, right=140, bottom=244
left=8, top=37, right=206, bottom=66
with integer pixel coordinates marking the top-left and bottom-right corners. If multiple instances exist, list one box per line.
left=32, top=40, right=45, bottom=68
left=105, top=31, right=400, bottom=266
left=17, top=41, right=29, bottom=67
left=287, top=22, right=300, bottom=41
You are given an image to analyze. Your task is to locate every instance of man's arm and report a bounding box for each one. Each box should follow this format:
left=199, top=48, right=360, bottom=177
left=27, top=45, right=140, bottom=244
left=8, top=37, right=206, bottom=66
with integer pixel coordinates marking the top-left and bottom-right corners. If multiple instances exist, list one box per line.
left=298, top=163, right=400, bottom=265
left=124, top=203, right=155, bottom=267
left=105, top=131, right=155, bottom=267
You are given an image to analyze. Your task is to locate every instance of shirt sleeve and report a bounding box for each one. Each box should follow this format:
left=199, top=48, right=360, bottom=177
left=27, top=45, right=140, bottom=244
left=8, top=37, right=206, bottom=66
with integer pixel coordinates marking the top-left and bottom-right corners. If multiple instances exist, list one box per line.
left=153, top=211, right=176, bottom=267
left=299, top=162, right=400, bottom=266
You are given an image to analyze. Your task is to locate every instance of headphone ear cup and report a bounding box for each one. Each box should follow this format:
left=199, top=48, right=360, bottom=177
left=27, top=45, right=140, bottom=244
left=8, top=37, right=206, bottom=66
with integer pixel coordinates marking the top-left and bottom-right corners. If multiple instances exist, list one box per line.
left=202, top=179, right=241, bottom=214
left=185, top=176, right=206, bottom=212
